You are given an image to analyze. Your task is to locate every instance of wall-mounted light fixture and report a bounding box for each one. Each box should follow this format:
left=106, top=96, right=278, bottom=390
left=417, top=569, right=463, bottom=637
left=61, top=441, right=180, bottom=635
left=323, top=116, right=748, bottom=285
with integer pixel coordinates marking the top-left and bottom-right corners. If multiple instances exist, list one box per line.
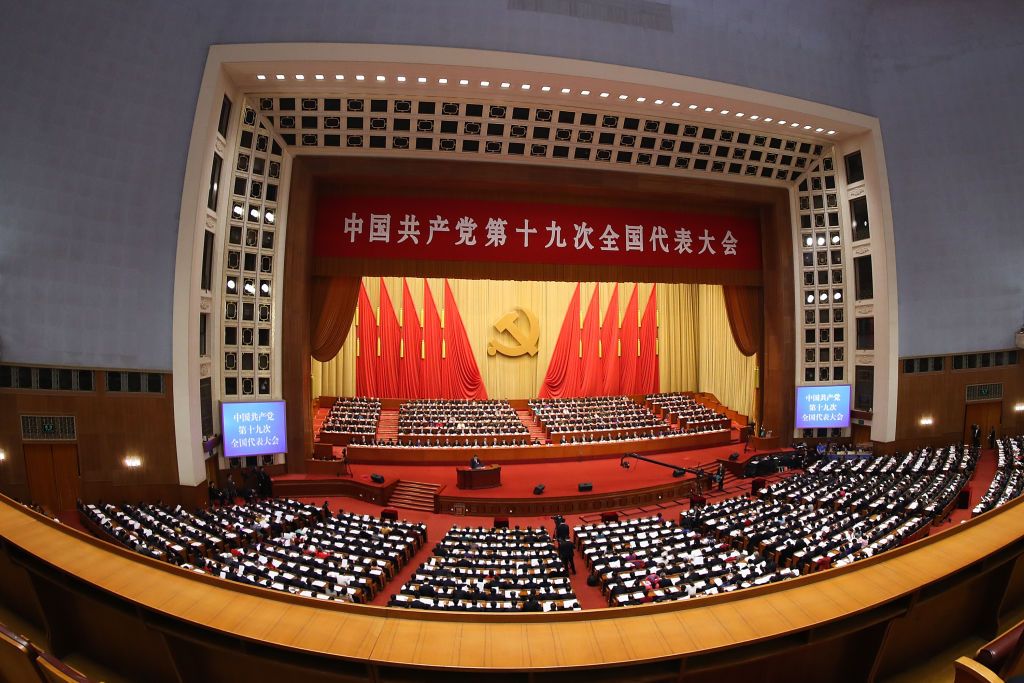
left=919, top=416, right=934, bottom=426
left=123, top=455, right=142, bottom=468
left=0, top=450, right=6, bottom=463
left=1014, top=403, right=1024, bottom=413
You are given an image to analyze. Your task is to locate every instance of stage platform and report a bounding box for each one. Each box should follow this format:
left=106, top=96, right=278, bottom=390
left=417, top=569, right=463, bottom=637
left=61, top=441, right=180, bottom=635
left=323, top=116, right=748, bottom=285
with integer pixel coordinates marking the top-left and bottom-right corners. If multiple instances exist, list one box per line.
left=273, top=437, right=779, bottom=516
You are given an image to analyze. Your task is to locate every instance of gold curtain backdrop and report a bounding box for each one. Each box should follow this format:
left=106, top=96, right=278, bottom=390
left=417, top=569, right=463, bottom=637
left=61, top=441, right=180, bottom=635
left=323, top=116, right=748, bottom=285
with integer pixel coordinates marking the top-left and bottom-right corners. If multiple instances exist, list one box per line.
left=311, top=278, right=756, bottom=417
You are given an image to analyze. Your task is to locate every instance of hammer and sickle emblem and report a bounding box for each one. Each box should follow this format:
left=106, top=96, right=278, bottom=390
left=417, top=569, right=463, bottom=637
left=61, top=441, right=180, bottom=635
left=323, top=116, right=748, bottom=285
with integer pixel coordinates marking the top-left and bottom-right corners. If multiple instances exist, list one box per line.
left=487, top=307, right=540, bottom=357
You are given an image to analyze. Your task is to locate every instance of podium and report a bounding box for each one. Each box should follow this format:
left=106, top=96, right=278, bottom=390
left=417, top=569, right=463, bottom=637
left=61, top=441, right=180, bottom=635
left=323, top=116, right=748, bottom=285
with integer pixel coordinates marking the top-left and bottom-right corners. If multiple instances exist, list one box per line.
left=457, top=465, right=502, bottom=490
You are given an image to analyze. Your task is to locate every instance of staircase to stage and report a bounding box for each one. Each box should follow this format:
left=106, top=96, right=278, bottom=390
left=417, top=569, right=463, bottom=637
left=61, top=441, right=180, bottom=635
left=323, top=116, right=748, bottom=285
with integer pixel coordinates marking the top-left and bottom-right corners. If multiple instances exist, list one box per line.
left=388, top=480, right=442, bottom=512
left=517, top=409, right=548, bottom=445
left=376, top=410, right=399, bottom=442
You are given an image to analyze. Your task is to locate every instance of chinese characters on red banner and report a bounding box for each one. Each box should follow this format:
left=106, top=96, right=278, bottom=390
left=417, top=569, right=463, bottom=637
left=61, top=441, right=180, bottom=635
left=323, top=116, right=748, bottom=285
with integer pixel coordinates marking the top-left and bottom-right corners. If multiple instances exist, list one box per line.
left=315, top=197, right=760, bottom=270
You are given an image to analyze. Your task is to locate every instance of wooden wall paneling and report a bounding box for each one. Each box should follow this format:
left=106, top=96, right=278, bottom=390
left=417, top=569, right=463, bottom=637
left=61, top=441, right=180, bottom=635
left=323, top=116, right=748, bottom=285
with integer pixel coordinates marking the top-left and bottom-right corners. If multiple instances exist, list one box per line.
left=758, top=198, right=796, bottom=441
left=964, top=400, right=1002, bottom=444
left=998, top=555, right=1024, bottom=629
left=893, top=362, right=1024, bottom=446
left=50, top=444, right=79, bottom=511
left=22, top=445, right=57, bottom=514
left=282, top=159, right=316, bottom=473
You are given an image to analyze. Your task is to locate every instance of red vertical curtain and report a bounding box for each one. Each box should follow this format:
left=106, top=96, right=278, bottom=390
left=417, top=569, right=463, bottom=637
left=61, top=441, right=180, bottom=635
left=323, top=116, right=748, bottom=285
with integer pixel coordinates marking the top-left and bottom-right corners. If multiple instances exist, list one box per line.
left=601, top=284, right=621, bottom=395
left=399, top=278, right=423, bottom=399
left=618, top=285, right=640, bottom=394
left=538, top=283, right=582, bottom=399
left=355, top=282, right=379, bottom=397
left=443, top=280, right=488, bottom=400
left=637, top=285, right=659, bottom=394
left=421, top=279, right=446, bottom=398
left=722, top=286, right=763, bottom=357
left=377, top=278, right=401, bottom=398
left=310, top=276, right=361, bottom=362
left=578, top=284, right=603, bottom=396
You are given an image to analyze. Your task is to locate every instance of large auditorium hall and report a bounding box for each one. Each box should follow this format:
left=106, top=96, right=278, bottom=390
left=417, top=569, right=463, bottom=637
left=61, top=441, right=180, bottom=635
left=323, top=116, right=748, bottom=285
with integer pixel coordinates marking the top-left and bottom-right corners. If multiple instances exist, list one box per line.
left=1, top=3, right=1023, bottom=682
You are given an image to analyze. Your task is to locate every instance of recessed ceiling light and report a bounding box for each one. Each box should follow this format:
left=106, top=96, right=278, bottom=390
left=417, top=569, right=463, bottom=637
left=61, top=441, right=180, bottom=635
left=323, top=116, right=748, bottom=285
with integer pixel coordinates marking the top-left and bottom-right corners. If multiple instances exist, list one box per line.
left=735, top=112, right=744, bottom=117
left=397, top=76, right=406, bottom=82
left=521, top=84, right=531, bottom=90
left=294, top=74, right=305, bottom=80
left=671, top=102, right=681, bottom=107
left=600, top=92, right=610, bottom=98
left=803, top=125, right=812, bottom=130
left=817, top=236, right=826, bottom=246
left=791, top=122, right=800, bottom=127
left=805, top=236, right=813, bottom=246
left=417, top=77, right=427, bottom=83
left=459, top=79, right=469, bottom=85
left=815, top=127, right=824, bottom=132
left=580, top=90, right=590, bottom=96
left=831, top=234, right=841, bottom=244
left=777, top=120, right=786, bottom=125
left=438, top=78, right=448, bottom=84
left=355, top=75, right=365, bottom=81
left=376, top=75, right=386, bottom=82
left=256, top=74, right=267, bottom=80
left=275, top=74, right=285, bottom=80
left=636, top=97, right=646, bottom=102
left=314, top=74, right=325, bottom=80
left=720, top=109, right=729, bottom=115
left=335, top=74, right=344, bottom=80
left=618, top=94, right=628, bottom=100
left=763, top=117, right=772, bottom=122
left=561, top=87, right=570, bottom=94
left=688, top=104, right=698, bottom=109
left=749, top=115, right=759, bottom=120
left=541, top=85, right=551, bottom=92
left=704, top=107, right=714, bottom=112
left=827, top=130, right=836, bottom=135
left=654, top=99, right=663, bottom=105
left=500, top=82, right=511, bottom=88
left=480, top=80, right=490, bottom=87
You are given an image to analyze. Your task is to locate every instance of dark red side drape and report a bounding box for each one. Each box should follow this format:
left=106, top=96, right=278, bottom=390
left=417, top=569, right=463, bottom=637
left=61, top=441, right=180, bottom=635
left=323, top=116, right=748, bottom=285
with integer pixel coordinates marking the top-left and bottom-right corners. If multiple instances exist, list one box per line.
left=443, top=280, right=488, bottom=400
left=722, top=286, right=763, bottom=357
left=618, top=285, right=640, bottom=394
left=310, top=276, right=361, bottom=362
left=637, top=285, right=659, bottom=394
left=538, top=283, right=582, bottom=399
left=399, top=278, right=424, bottom=399
left=578, top=285, right=603, bottom=396
left=355, top=282, right=379, bottom=397
left=601, top=284, right=621, bottom=395
left=422, top=280, right=446, bottom=398
left=377, top=278, right=401, bottom=398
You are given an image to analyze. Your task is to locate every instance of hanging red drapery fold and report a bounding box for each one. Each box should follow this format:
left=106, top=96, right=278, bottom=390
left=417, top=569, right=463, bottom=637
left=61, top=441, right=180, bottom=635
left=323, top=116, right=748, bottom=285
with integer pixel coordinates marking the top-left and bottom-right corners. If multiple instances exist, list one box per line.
left=601, top=284, right=621, bottom=396
left=618, top=285, right=641, bottom=395
left=637, top=285, right=660, bottom=394
left=377, top=278, right=402, bottom=398
left=722, top=286, right=763, bottom=357
left=421, top=279, right=446, bottom=399
left=538, top=283, right=582, bottom=399
left=309, top=276, right=361, bottom=363
left=355, top=282, right=379, bottom=397
left=398, top=278, right=424, bottom=399
left=578, top=284, right=603, bottom=397
left=442, top=280, right=488, bottom=400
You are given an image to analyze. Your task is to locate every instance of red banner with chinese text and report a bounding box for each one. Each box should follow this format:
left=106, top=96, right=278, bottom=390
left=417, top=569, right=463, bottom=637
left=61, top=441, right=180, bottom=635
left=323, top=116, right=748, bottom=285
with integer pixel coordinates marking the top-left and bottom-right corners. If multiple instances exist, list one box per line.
left=314, top=197, right=760, bottom=270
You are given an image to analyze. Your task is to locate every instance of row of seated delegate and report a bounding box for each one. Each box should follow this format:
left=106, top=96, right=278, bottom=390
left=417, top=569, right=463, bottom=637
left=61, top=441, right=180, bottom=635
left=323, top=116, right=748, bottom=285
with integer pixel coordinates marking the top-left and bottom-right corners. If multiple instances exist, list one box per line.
left=575, top=515, right=798, bottom=606
left=321, top=397, right=381, bottom=435
left=974, top=436, right=1024, bottom=516
left=529, top=395, right=666, bottom=435
left=644, top=392, right=729, bottom=430
left=389, top=525, right=580, bottom=612
left=350, top=435, right=537, bottom=448
left=80, top=498, right=320, bottom=565
left=695, top=446, right=973, bottom=570
left=398, top=399, right=527, bottom=436
left=82, top=499, right=425, bottom=604
left=197, top=511, right=426, bottom=602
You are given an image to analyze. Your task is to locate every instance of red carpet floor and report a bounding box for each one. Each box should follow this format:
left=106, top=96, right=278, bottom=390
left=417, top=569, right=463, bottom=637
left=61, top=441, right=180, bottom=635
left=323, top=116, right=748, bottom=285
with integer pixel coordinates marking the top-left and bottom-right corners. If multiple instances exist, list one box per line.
left=278, top=436, right=773, bottom=501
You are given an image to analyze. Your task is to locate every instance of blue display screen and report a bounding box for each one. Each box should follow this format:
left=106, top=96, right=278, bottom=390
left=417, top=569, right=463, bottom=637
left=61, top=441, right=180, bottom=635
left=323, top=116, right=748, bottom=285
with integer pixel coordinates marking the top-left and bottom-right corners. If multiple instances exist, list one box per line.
left=795, top=385, right=851, bottom=429
left=221, top=401, right=287, bottom=457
